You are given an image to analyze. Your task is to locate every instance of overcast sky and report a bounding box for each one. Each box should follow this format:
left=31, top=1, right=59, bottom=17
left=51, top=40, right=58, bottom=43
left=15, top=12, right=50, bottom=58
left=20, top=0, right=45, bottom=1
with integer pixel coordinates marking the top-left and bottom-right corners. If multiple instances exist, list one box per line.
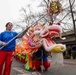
left=0, top=0, right=11, bottom=31
left=0, top=0, right=42, bottom=32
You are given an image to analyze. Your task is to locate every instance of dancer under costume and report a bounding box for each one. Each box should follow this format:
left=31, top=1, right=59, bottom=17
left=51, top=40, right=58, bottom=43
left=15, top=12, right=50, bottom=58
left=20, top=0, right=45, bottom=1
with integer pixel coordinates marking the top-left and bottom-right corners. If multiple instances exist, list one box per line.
left=33, top=46, right=50, bottom=71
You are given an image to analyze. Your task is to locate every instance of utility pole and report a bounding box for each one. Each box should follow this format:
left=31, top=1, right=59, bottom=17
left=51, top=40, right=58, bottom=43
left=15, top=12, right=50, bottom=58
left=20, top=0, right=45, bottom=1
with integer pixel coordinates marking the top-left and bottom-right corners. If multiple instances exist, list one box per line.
left=69, top=0, right=76, bottom=43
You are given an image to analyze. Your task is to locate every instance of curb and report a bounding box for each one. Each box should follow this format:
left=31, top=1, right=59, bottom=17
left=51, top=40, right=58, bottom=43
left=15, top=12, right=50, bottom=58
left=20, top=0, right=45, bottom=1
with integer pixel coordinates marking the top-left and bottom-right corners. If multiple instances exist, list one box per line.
left=64, top=59, right=76, bottom=65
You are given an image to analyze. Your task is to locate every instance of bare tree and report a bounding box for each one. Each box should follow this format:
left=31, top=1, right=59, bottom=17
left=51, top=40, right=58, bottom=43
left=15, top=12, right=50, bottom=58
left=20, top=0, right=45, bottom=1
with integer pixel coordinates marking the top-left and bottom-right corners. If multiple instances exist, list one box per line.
left=14, top=0, right=76, bottom=33
left=38, top=0, right=76, bottom=31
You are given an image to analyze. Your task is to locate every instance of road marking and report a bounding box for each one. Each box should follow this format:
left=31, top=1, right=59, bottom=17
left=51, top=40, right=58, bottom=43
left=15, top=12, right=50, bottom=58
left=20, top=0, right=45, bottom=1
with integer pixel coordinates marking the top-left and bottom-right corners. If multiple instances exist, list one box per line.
left=13, top=67, right=30, bottom=74
left=13, top=67, right=41, bottom=75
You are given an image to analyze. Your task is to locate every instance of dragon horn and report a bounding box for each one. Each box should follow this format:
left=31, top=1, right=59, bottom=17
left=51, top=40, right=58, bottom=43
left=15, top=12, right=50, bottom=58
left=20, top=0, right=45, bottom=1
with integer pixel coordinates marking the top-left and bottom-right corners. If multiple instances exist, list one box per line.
left=59, top=34, right=66, bottom=40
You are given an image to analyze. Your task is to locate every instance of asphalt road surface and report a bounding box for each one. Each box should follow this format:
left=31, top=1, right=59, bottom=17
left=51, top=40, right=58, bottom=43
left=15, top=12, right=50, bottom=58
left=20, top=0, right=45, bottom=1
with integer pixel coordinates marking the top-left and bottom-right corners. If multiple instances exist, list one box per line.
left=11, top=58, right=76, bottom=75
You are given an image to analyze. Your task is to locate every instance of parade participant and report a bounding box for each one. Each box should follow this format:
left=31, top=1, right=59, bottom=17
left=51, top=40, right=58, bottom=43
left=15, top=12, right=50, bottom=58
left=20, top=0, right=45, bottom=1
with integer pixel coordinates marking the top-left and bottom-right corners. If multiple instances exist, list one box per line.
left=0, top=22, right=28, bottom=75
left=33, top=46, right=50, bottom=71
left=0, top=41, right=7, bottom=46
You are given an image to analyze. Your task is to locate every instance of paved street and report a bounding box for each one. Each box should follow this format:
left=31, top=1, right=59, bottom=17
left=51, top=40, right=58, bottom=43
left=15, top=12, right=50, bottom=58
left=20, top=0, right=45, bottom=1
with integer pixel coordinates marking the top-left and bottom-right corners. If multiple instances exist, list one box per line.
left=11, top=58, right=76, bottom=75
